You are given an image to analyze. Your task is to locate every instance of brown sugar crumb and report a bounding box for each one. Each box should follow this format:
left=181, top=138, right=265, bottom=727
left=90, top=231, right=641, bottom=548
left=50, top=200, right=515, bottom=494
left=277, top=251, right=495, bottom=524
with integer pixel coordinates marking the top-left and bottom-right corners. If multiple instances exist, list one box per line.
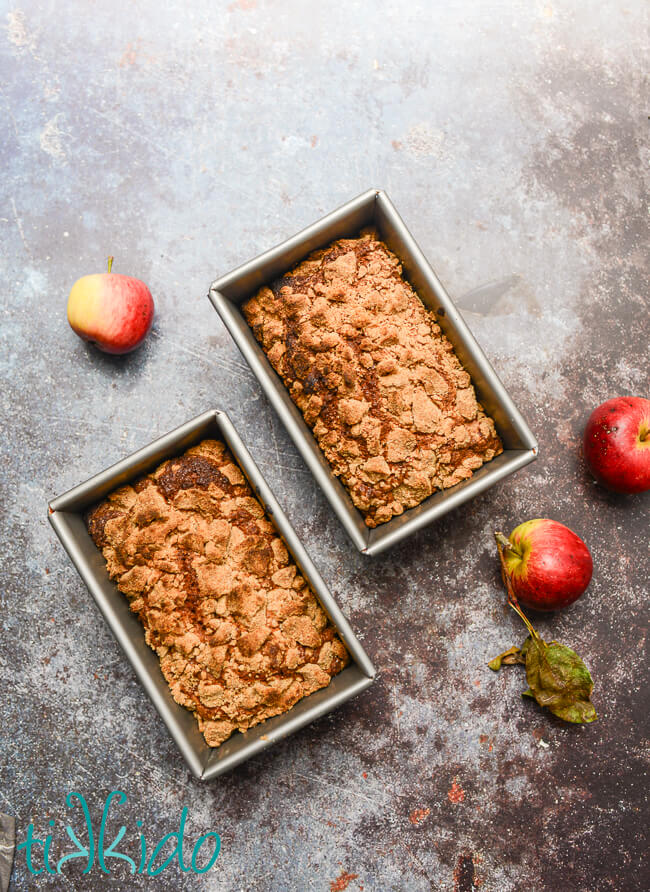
left=243, top=231, right=503, bottom=527
left=86, top=439, right=349, bottom=747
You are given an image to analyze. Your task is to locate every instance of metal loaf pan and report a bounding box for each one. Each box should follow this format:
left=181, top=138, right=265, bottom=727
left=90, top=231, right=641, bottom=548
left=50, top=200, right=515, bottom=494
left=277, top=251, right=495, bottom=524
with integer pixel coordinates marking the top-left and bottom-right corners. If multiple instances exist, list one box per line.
left=48, top=410, right=375, bottom=780
left=209, top=189, right=538, bottom=555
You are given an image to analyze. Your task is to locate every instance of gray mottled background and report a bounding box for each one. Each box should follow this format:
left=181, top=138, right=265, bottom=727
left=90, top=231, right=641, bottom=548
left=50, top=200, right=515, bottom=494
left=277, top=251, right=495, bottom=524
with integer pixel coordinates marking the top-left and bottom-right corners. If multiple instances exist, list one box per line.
left=1, top=0, right=648, bottom=890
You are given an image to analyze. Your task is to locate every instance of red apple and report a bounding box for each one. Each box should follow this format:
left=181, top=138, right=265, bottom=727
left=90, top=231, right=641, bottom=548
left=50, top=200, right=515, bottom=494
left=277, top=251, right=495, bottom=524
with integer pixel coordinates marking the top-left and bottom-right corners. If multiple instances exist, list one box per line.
left=67, top=257, right=154, bottom=354
left=583, top=396, right=650, bottom=494
left=497, top=519, right=593, bottom=611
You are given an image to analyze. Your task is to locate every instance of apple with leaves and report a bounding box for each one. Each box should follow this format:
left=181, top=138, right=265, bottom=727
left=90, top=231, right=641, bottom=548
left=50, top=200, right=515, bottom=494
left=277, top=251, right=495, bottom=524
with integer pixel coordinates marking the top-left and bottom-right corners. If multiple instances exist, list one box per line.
left=489, top=529, right=597, bottom=724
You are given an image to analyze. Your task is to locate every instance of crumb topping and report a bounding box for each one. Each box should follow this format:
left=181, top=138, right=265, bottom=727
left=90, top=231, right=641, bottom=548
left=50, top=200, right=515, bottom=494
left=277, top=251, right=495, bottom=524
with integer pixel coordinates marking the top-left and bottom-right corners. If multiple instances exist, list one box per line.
left=243, top=232, right=503, bottom=527
left=86, top=439, right=349, bottom=747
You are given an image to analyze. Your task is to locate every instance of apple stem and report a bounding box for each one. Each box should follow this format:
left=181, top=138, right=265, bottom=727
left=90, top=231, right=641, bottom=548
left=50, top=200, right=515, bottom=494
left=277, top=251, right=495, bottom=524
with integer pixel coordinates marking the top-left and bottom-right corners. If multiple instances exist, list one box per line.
left=107, top=256, right=114, bottom=274
left=495, top=531, right=521, bottom=556
left=494, top=533, right=539, bottom=641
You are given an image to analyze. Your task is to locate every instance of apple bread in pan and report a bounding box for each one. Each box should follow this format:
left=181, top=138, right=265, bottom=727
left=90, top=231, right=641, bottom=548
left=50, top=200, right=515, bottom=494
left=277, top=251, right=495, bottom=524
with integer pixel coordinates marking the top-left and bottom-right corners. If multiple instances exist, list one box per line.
left=86, top=439, right=349, bottom=747
left=243, top=231, right=503, bottom=528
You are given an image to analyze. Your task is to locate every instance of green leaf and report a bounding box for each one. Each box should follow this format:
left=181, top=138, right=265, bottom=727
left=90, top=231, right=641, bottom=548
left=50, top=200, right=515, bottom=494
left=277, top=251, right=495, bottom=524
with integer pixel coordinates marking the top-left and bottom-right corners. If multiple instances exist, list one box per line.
left=524, top=638, right=597, bottom=724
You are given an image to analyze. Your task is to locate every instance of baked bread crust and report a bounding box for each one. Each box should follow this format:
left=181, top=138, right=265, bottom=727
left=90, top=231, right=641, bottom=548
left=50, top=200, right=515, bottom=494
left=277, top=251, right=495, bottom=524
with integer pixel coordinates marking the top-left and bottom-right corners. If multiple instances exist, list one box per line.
left=86, top=439, right=349, bottom=747
left=243, top=232, right=503, bottom=527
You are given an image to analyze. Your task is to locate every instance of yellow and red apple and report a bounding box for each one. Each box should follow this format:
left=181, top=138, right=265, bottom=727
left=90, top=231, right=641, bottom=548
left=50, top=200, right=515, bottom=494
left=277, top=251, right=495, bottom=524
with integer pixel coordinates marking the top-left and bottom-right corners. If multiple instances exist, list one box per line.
left=67, top=257, right=154, bottom=354
left=583, top=396, right=650, bottom=494
left=498, top=519, right=593, bottom=611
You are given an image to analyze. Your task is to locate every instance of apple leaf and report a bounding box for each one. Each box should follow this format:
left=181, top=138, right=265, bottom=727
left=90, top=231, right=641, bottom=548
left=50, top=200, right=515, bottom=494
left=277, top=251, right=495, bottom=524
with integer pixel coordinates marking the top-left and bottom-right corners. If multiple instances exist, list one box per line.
left=524, top=637, right=597, bottom=723
left=488, top=645, right=524, bottom=671
left=491, top=634, right=597, bottom=723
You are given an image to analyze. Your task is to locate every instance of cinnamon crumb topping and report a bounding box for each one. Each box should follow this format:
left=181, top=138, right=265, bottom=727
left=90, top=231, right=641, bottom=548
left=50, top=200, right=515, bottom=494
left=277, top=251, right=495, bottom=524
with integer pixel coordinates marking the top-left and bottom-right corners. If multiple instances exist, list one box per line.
left=243, top=232, right=503, bottom=527
left=86, top=439, right=349, bottom=747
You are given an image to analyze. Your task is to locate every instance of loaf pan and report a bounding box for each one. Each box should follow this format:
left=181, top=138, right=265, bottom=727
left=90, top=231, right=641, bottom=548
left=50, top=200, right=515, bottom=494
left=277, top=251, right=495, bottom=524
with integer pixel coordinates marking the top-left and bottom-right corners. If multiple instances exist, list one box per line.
left=209, top=189, right=538, bottom=555
left=48, top=410, right=375, bottom=780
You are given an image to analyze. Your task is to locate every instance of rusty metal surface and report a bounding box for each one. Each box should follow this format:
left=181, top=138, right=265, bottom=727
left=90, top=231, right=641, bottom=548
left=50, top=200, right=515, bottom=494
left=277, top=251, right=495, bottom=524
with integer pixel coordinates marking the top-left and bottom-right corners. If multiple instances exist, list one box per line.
left=0, top=1, right=648, bottom=890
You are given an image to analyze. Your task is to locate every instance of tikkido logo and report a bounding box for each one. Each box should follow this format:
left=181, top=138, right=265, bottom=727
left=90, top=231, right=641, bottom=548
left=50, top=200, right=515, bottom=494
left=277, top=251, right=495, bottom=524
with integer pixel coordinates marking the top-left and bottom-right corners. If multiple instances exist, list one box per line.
left=15, top=792, right=221, bottom=878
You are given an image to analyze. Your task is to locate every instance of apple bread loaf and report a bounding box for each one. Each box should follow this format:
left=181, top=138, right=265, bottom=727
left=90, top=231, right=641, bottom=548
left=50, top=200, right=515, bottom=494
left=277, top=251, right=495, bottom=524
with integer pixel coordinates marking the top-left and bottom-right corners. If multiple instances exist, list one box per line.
left=86, top=439, right=349, bottom=747
left=243, top=231, right=503, bottom=527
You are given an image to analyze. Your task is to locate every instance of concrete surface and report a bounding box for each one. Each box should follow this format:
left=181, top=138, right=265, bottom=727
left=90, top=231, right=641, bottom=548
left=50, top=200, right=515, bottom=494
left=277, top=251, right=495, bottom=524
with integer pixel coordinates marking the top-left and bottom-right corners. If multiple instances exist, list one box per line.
left=1, top=1, right=648, bottom=889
